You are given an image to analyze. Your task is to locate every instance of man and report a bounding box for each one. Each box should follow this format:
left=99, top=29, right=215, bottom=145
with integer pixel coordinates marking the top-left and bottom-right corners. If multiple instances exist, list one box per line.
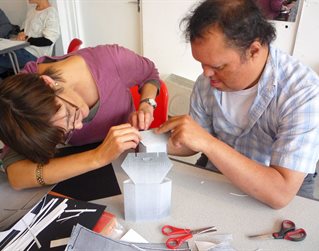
left=156, top=0, right=319, bottom=209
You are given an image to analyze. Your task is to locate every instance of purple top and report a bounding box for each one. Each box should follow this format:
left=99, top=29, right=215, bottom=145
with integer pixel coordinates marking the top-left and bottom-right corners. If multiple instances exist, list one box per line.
left=23, top=44, right=160, bottom=146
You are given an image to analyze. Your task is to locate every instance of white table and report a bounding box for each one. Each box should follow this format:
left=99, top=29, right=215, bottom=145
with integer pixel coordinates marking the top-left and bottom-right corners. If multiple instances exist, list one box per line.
left=93, top=157, right=319, bottom=251
left=0, top=38, right=29, bottom=74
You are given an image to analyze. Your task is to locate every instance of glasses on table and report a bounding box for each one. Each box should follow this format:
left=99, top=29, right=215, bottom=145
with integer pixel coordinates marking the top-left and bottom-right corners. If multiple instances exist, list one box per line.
left=56, top=95, right=80, bottom=144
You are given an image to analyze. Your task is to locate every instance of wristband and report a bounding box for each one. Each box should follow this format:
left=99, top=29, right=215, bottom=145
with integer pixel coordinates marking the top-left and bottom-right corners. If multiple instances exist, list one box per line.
left=139, top=98, right=157, bottom=109
left=36, top=163, right=46, bottom=186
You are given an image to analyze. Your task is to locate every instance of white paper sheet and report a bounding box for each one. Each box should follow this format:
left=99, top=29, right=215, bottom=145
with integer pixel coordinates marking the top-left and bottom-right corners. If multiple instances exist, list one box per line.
left=120, top=229, right=148, bottom=243
left=139, top=130, right=169, bottom=153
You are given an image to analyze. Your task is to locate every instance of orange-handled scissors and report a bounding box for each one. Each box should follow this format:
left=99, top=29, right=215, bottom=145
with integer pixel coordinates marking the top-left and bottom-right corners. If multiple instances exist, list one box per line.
left=162, top=225, right=217, bottom=249
left=248, top=220, right=306, bottom=242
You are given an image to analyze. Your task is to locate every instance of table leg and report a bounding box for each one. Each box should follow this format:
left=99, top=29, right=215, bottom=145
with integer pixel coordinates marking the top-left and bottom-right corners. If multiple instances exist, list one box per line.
left=8, top=51, right=20, bottom=74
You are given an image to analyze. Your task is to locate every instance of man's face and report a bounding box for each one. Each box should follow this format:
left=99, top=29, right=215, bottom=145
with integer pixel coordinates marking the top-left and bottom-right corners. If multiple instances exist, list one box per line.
left=191, top=28, right=257, bottom=92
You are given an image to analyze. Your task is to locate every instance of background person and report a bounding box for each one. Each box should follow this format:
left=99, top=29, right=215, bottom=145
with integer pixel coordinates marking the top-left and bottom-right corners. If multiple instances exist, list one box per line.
left=0, top=9, right=20, bottom=39
left=0, top=44, right=160, bottom=190
left=0, top=0, right=60, bottom=75
left=254, top=0, right=285, bottom=19
left=156, top=0, right=319, bottom=209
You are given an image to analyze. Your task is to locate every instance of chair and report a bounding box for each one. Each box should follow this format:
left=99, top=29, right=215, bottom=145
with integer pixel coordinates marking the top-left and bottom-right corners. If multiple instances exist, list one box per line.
left=67, top=38, right=83, bottom=53
left=130, top=80, right=168, bottom=128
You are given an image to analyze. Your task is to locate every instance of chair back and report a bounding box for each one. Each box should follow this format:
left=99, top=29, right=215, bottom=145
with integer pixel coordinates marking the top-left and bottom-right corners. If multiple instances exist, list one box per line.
left=130, top=80, right=168, bottom=128
left=67, top=38, right=83, bottom=53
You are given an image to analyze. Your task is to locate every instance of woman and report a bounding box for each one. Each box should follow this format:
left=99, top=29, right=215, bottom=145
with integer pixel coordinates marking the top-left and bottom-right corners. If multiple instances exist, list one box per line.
left=0, top=44, right=160, bottom=190
left=0, top=0, right=60, bottom=74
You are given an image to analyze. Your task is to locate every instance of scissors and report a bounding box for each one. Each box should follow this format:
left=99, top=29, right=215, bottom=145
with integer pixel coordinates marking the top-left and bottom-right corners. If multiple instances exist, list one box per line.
left=162, top=225, right=217, bottom=249
left=248, top=220, right=307, bottom=242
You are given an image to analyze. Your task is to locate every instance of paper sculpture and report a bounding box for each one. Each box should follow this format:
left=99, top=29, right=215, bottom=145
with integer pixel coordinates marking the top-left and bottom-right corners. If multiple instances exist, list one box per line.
left=139, top=130, right=169, bottom=153
left=121, top=152, right=172, bottom=221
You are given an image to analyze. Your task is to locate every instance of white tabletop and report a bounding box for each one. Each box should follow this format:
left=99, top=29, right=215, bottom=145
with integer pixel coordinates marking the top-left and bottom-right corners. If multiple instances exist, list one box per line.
left=0, top=39, right=29, bottom=54
left=93, top=157, right=319, bottom=251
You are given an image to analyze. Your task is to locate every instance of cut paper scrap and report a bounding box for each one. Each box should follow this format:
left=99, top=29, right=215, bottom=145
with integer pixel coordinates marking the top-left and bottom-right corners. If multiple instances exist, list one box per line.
left=189, top=233, right=234, bottom=251
left=195, top=240, right=217, bottom=251
left=229, top=192, right=248, bottom=197
left=120, top=228, right=148, bottom=243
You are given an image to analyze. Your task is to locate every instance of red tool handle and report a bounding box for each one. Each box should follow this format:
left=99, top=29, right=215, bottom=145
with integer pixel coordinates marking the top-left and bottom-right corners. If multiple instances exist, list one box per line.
left=166, top=234, right=192, bottom=249
left=162, top=225, right=190, bottom=236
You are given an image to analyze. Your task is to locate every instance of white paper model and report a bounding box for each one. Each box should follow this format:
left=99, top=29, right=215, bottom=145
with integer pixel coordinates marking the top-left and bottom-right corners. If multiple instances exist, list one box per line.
left=139, top=130, right=169, bottom=153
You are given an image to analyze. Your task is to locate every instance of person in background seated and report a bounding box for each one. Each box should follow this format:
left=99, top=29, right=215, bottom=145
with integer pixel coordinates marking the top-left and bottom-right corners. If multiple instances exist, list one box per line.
left=254, top=0, right=285, bottom=20
left=0, top=0, right=60, bottom=75
left=0, top=9, right=19, bottom=39
left=156, top=0, right=319, bottom=209
left=0, top=44, right=159, bottom=190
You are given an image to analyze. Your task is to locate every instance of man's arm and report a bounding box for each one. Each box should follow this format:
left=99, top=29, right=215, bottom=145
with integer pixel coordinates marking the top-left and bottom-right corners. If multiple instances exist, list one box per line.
left=157, top=115, right=305, bottom=209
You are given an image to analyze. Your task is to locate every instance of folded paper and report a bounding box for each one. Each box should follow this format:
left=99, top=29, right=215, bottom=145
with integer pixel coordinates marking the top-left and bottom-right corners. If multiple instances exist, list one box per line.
left=65, top=224, right=190, bottom=251
left=121, top=152, right=172, bottom=184
left=121, top=152, right=172, bottom=221
left=139, top=130, right=169, bottom=153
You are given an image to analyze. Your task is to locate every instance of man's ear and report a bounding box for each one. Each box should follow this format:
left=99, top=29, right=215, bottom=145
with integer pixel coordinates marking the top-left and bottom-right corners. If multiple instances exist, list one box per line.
left=248, top=41, right=262, bottom=59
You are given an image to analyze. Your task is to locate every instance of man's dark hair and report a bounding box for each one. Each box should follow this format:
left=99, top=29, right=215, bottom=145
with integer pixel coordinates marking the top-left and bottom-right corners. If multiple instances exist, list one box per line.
left=181, top=0, right=276, bottom=52
left=0, top=70, right=65, bottom=164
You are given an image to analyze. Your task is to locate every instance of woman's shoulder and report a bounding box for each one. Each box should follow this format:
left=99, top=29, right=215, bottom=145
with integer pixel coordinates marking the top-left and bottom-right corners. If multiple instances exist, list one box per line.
left=36, top=6, right=58, bottom=18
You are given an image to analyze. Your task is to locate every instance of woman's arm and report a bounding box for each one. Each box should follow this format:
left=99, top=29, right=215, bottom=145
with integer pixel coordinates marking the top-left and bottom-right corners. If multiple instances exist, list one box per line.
left=130, top=82, right=159, bottom=130
left=113, top=45, right=161, bottom=130
left=6, top=124, right=141, bottom=190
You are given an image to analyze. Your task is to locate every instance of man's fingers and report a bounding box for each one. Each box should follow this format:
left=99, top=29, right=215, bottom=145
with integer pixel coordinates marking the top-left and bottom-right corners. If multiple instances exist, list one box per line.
left=156, top=116, right=184, bottom=133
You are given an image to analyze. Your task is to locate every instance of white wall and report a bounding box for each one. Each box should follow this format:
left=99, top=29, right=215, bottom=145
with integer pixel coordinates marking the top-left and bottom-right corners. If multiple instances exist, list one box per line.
left=56, top=0, right=142, bottom=55
left=2, top=0, right=318, bottom=76
left=75, top=0, right=141, bottom=53
left=293, top=0, right=319, bottom=73
left=55, top=0, right=77, bottom=55
left=142, top=0, right=202, bottom=81
left=0, top=0, right=27, bottom=26
left=142, top=0, right=309, bottom=81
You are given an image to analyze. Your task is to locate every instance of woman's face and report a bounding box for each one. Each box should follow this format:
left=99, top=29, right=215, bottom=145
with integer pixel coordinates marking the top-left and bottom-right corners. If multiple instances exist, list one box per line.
left=53, top=96, right=82, bottom=131
left=51, top=92, right=85, bottom=144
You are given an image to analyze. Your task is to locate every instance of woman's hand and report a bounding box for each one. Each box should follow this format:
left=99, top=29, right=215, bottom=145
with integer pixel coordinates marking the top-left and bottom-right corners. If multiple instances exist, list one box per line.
left=16, top=32, right=27, bottom=41
left=93, top=124, right=141, bottom=166
left=129, top=102, right=154, bottom=130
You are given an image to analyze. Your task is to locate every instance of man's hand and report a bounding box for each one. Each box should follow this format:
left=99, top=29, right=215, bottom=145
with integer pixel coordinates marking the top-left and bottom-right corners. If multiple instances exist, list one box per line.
left=155, top=115, right=211, bottom=153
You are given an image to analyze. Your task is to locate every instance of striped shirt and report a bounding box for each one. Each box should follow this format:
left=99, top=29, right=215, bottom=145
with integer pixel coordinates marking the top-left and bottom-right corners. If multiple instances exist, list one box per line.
left=190, top=45, right=319, bottom=174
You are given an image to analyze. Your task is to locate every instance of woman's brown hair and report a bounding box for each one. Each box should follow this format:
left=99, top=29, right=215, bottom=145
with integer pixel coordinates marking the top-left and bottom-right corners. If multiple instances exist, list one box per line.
left=0, top=71, right=65, bottom=164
